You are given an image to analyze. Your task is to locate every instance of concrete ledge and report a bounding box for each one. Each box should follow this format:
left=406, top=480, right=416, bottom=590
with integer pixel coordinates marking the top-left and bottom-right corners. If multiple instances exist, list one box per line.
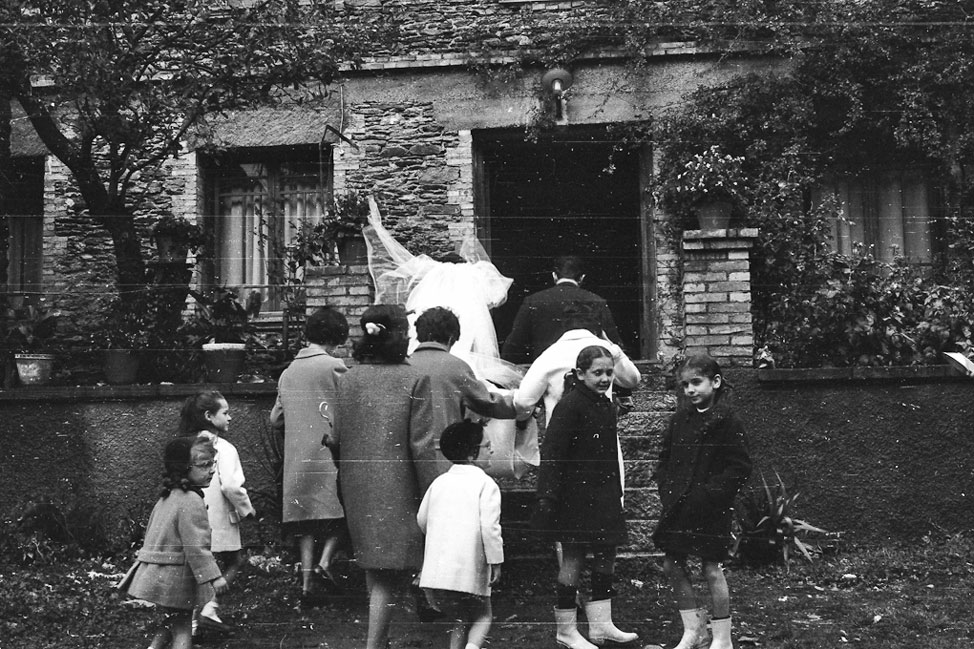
left=757, top=365, right=963, bottom=384
left=0, top=382, right=279, bottom=403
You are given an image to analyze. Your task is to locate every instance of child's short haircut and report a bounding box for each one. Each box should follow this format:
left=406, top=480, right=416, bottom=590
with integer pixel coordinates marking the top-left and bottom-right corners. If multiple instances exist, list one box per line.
left=439, top=419, right=485, bottom=464
left=415, top=306, right=460, bottom=345
left=305, top=306, right=349, bottom=346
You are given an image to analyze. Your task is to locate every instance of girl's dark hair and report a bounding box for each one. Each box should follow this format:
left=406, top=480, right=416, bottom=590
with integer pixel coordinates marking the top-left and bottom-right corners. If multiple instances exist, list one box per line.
left=161, top=436, right=215, bottom=497
left=352, top=304, right=410, bottom=363
left=306, top=306, right=349, bottom=346
left=178, top=390, right=225, bottom=435
left=564, top=345, right=614, bottom=393
left=679, top=353, right=732, bottom=402
left=415, top=306, right=460, bottom=345
left=439, top=419, right=485, bottom=464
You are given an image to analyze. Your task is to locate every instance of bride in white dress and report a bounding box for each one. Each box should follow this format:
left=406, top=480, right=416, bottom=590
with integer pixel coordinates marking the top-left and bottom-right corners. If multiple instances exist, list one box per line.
left=362, top=197, right=538, bottom=478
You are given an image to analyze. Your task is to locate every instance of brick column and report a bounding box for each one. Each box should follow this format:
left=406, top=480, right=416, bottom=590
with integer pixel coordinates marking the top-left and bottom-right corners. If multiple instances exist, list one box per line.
left=304, top=264, right=374, bottom=361
left=682, top=228, right=758, bottom=366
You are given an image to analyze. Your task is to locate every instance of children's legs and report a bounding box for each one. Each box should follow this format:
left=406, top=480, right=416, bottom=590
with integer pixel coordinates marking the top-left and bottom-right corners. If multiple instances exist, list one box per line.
left=166, top=610, right=193, bottom=649
left=703, top=560, right=733, bottom=649
left=558, top=542, right=585, bottom=590
left=222, top=548, right=247, bottom=585
left=554, top=543, right=597, bottom=649
left=701, top=561, right=729, bottom=619
left=662, top=554, right=696, bottom=610
left=585, top=546, right=638, bottom=644
left=464, top=596, right=492, bottom=649
left=661, top=554, right=709, bottom=649
left=147, top=626, right=171, bottom=649
left=365, top=569, right=396, bottom=649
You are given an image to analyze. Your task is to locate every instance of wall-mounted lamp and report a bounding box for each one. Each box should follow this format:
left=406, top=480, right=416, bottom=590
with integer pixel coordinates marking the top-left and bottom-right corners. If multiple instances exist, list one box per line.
left=541, top=67, right=574, bottom=123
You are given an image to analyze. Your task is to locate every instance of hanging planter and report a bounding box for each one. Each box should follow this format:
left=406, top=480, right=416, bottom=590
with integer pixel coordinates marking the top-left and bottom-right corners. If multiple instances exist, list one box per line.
left=14, top=353, right=56, bottom=386
left=695, top=200, right=733, bottom=230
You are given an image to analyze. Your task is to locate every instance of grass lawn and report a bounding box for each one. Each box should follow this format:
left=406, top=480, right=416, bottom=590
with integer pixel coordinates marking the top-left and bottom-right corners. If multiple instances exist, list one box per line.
left=2, top=533, right=972, bottom=648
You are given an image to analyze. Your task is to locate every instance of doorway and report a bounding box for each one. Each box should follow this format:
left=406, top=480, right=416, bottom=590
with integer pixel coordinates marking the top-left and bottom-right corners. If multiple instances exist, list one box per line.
left=474, top=128, right=649, bottom=359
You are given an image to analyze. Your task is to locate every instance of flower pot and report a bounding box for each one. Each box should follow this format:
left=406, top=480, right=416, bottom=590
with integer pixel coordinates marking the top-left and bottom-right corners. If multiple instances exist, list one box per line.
left=694, top=201, right=733, bottom=230
left=14, top=353, right=56, bottom=386
left=338, top=236, right=368, bottom=265
left=202, top=343, right=247, bottom=383
left=103, top=349, right=141, bottom=385
left=154, top=234, right=189, bottom=263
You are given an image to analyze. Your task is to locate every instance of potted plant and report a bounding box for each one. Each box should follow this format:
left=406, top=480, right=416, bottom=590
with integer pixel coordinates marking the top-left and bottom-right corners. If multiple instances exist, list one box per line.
left=151, top=215, right=206, bottom=263
left=185, top=287, right=262, bottom=382
left=92, top=299, right=151, bottom=385
left=324, top=192, right=372, bottom=264
left=4, top=300, right=61, bottom=386
left=658, top=145, right=746, bottom=230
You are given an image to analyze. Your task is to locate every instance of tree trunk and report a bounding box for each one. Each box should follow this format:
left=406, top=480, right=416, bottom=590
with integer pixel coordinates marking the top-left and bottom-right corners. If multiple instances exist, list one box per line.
left=91, top=206, right=147, bottom=295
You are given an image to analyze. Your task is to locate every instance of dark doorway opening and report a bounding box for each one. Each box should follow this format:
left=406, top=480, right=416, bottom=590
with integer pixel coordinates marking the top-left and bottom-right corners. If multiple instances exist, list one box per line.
left=475, top=128, right=645, bottom=359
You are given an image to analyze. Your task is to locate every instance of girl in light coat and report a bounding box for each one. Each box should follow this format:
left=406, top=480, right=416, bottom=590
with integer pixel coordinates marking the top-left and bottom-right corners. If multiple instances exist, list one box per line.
left=118, top=436, right=228, bottom=649
left=180, top=390, right=256, bottom=632
left=418, top=420, right=503, bottom=649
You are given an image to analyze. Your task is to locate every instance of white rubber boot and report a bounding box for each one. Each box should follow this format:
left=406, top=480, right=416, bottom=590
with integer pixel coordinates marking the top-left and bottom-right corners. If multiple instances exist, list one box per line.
left=708, top=616, right=732, bottom=649
left=555, top=607, right=599, bottom=649
left=674, top=608, right=710, bottom=649
left=584, top=599, right=638, bottom=645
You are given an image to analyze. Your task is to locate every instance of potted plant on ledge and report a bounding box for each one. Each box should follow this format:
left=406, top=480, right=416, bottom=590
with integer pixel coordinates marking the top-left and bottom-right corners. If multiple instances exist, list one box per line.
left=93, top=299, right=151, bottom=385
left=185, top=287, right=262, bottom=383
left=658, top=145, right=746, bottom=230
left=151, top=215, right=206, bottom=263
left=4, top=301, right=61, bottom=386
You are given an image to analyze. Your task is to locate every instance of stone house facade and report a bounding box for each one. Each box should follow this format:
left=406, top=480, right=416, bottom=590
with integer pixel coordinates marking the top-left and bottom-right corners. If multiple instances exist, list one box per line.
left=6, top=0, right=783, bottom=368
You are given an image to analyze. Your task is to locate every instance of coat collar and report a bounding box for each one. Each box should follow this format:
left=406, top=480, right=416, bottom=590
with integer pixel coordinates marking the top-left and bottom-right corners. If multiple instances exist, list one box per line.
left=295, top=344, right=334, bottom=359
left=448, top=463, right=486, bottom=476
left=413, top=341, right=451, bottom=354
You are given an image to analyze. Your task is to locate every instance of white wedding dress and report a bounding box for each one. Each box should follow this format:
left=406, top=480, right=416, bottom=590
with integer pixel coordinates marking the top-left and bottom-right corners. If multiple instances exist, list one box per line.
left=363, top=198, right=539, bottom=478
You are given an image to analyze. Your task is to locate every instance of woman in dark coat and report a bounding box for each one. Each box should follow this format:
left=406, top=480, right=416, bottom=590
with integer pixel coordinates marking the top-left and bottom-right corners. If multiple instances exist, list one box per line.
left=333, top=304, right=439, bottom=649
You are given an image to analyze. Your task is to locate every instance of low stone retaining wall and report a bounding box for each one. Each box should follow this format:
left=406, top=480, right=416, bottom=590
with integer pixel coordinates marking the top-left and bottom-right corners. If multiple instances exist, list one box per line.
left=1, top=365, right=972, bottom=555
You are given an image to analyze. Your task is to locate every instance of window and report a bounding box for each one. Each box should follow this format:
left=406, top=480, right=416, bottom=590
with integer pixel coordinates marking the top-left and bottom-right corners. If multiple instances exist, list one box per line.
left=204, top=146, right=330, bottom=313
left=2, top=157, right=44, bottom=303
left=818, top=171, right=936, bottom=264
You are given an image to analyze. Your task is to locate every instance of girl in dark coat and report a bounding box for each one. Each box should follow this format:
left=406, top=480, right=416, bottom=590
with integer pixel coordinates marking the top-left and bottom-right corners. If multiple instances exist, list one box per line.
left=648, top=354, right=752, bottom=649
left=533, top=345, right=638, bottom=649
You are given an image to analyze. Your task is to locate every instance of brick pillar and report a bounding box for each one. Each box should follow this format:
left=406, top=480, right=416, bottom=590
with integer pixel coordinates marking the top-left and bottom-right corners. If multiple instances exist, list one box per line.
left=304, top=264, right=374, bottom=361
left=681, top=228, right=758, bottom=366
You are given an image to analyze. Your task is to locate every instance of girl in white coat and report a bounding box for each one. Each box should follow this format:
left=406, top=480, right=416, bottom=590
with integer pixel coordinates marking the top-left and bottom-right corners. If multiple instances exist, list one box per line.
left=180, top=390, right=256, bottom=633
left=418, top=420, right=503, bottom=649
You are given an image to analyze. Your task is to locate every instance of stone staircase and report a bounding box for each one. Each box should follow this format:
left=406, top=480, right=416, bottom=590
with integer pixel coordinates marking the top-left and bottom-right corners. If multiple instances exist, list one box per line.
left=499, top=363, right=675, bottom=559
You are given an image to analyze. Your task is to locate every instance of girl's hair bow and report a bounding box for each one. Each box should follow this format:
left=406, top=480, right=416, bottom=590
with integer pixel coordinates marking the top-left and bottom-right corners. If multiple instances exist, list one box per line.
left=364, top=321, right=386, bottom=336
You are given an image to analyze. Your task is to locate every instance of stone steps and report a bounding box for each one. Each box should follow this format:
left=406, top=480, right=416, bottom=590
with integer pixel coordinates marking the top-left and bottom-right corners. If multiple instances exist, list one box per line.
left=500, top=365, right=676, bottom=556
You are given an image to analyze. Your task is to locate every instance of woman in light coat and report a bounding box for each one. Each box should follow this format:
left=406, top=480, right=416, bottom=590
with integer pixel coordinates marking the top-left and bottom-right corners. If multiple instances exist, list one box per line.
left=270, top=306, right=349, bottom=603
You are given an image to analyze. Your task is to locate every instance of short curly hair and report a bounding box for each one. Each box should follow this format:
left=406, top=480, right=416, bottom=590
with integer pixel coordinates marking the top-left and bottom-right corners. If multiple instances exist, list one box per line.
left=439, top=419, right=485, bottom=464
left=415, top=306, right=460, bottom=345
left=305, top=306, right=349, bottom=346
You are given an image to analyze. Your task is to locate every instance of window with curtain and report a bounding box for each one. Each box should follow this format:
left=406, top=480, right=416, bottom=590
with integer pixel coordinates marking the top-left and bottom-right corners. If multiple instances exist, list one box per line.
left=206, top=147, right=330, bottom=313
left=817, top=171, right=937, bottom=264
left=2, top=157, right=44, bottom=304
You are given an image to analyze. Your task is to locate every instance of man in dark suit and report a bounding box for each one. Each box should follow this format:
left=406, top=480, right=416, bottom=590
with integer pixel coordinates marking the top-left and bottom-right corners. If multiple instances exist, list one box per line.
left=501, top=255, right=622, bottom=365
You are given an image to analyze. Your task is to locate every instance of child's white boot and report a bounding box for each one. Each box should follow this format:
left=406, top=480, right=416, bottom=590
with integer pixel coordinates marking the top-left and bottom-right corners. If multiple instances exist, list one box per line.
left=584, top=599, right=638, bottom=645
left=673, top=608, right=710, bottom=649
left=555, top=607, right=599, bottom=649
left=708, top=616, right=733, bottom=649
